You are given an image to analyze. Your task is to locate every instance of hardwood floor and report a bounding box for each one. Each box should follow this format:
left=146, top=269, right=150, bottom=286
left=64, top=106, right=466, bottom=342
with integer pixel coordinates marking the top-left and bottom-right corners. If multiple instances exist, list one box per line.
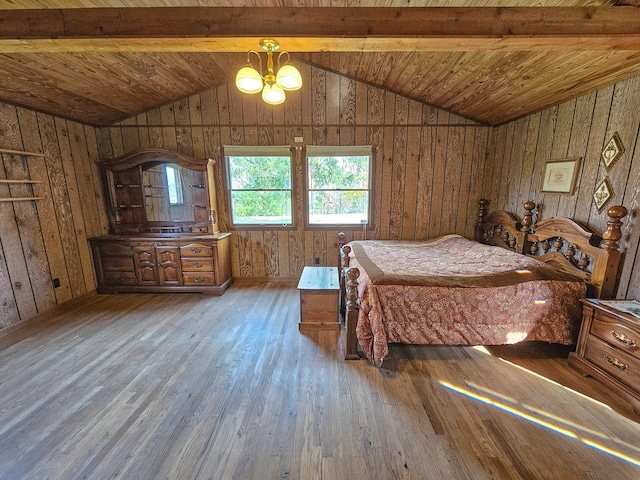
left=1, top=280, right=639, bottom=479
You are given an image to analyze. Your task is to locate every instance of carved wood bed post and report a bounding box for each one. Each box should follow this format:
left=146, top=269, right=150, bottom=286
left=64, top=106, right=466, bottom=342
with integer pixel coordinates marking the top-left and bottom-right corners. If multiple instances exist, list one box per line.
left=338, top=232, right=347, bottom=266
left=596, top=205, right=628, bottom=298
left=521, top=201, right=536, bottom=233
left=344, top=266, right=361, bottom=360
left=601, top=205, right=628, bottom=251
left=475, top=199, right=490, bottom=241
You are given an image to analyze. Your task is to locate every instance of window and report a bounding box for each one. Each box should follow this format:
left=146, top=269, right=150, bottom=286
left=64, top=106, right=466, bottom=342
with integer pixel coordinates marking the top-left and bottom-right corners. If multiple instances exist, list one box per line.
left=225, top=146, right=293, bottom=226
left=306, top=146, right=372, bottom=226
left=165, top=164, right=184, bottom=205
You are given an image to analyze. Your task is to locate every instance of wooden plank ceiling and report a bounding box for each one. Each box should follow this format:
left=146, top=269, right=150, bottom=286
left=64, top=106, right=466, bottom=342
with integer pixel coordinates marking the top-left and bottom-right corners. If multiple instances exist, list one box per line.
left=0, top=1, right=639, bottom=126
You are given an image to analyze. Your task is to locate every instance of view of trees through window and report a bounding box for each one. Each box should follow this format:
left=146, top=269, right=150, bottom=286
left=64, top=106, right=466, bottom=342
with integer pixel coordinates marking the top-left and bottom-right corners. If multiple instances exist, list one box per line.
left=307, top=153, right=370, bottom=225
left=227, top=154, right=292, bottom=225
left=165, top=165, right=183, bottom=205
left=225, top=146, right=371, bottom=227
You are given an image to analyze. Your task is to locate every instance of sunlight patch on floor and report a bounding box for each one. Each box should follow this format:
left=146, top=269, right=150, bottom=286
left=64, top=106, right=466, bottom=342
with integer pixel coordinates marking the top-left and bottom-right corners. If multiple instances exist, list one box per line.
left=440, top=380, right=640, bottom=467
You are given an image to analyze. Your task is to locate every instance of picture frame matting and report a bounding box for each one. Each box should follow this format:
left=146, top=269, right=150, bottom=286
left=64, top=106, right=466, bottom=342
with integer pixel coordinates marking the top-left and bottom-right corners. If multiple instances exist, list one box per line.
left=541, top=157, right=581, bottom=195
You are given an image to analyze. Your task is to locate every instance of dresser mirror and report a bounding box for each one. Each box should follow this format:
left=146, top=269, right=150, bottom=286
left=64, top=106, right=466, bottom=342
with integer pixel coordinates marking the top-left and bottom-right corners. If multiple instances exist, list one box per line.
left=101, top=148, right=219, bottom=235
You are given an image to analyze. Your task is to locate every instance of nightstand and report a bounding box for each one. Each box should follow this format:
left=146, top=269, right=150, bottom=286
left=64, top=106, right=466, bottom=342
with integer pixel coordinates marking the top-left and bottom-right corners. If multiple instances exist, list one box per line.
left=568, top=298, right=640, bottom=415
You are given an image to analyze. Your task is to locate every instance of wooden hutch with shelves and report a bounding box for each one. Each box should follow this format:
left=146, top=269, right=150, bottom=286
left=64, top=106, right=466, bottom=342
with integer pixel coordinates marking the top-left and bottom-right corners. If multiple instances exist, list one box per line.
left=90, top=148, right=232, bottom=295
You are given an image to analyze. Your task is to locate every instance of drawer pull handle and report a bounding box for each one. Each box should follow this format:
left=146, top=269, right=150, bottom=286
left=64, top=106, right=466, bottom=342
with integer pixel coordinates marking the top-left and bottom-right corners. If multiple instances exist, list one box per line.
left=192, top=262, right=203, bottom=268
left=194, top=277, right=204, bottom=283
left=191, top=248, right=201, bottom=253
left=604, top=353, right=629, bottom=372
left=611, top=331, right=637, bottom=347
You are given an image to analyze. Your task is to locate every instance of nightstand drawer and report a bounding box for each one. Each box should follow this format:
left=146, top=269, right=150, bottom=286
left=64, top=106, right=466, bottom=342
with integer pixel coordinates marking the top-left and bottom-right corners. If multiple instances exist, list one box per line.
left=591, top=316, right=640, bottom=360
left=585, top=335, right=640, bottom=390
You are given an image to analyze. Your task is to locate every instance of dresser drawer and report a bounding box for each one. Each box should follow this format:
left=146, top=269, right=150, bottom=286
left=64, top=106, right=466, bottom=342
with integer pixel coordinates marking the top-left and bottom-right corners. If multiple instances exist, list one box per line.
left=104, top=271, right=137, bottom=286
left=181, top=258, right=214, bottom=272
left=183, top=272, right=215, bottom=286
left=585, top=335, right=640, bottom=392
left=99, top=243, right=132, bottom=257
left=180, top=243, right=212, bottom=257
left=590, top=316, right=640, bottom=360
left=101, top=256, right=134, bottom=272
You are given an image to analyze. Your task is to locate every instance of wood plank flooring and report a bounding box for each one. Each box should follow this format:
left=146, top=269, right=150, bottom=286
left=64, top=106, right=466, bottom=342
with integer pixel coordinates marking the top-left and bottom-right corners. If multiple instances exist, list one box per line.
left=1, top=280, right=639, bottom=479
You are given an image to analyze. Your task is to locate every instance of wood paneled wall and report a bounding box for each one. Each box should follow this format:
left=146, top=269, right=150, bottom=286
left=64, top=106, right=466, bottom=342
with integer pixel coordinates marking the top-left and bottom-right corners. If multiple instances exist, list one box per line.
left=0, top=103, right=109, bottom=328
left=99, top=64, right=490, bottom=279
left=3, top=62, right=638, bottom=329
left=485, top=75, right=640, bottom=301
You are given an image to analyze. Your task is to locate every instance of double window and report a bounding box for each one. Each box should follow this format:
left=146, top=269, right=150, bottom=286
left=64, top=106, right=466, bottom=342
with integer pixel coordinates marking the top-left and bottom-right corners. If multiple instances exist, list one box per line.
left=225, top=145, right=372, bottom=227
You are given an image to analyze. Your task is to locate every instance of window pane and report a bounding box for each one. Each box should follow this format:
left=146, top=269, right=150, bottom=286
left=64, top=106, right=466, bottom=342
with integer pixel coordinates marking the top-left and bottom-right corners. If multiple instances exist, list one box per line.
left=165, top=165, right=183, bottom=205
left=229, top=156, right=291, bottom=189
left=226, top=151, right=293, bottom=226
left=308, top=190, right=368, bottom=225
left=231, top=191, right=292, bottom=225
left=308, top=155, right=369, bottom=189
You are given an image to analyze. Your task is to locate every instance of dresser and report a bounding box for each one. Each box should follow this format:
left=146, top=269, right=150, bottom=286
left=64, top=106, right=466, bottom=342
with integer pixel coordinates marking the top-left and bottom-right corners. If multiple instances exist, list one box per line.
left=90, top=233, right=232, bottom=295
left=568, top=299, right=640, bottom=415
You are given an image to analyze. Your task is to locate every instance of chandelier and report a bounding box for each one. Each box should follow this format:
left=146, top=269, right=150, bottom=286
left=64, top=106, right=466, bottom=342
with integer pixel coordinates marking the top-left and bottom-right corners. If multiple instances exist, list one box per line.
left=235, top=39, right=302, bottom=105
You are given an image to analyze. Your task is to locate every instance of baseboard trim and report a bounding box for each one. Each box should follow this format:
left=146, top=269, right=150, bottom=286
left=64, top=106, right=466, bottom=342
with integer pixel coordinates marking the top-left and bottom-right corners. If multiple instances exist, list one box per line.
left=0, top=289, right=98, bottom=338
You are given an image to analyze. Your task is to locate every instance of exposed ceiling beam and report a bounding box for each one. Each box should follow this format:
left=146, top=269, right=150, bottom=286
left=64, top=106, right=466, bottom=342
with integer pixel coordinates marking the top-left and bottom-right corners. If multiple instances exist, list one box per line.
left=1, top=7, right=640, bottom=53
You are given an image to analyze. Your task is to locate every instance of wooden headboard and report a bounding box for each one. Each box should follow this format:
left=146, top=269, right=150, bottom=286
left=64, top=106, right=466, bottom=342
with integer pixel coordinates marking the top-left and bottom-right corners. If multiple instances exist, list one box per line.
left=476, top=199, right=628, bottom=299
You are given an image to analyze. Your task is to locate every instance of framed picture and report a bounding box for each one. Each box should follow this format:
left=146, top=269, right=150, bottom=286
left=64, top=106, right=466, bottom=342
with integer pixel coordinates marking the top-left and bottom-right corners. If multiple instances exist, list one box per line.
left=593, top=177, right=614, bottom=213
left=541, top=158, right=581, bottom=195
left=601, top=132, right=624, bottom=170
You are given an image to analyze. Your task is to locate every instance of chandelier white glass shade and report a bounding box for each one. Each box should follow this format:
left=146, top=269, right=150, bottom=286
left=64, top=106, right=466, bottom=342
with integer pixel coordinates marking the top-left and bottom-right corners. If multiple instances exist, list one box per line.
left=235, top=39, right=302, bottom=105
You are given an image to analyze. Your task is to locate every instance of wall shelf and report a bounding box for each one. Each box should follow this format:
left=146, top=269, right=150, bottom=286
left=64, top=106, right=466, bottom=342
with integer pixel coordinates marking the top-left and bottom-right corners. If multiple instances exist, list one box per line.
left=0, top=148, right=45, bottom=202
left=0, top=179, right=42, bottom=184
left=0, top=197, right=45, bottom=202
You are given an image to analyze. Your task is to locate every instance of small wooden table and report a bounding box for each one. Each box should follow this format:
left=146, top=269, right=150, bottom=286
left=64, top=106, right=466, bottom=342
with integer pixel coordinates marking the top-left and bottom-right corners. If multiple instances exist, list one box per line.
left=297, top=266, right=340, bottom=331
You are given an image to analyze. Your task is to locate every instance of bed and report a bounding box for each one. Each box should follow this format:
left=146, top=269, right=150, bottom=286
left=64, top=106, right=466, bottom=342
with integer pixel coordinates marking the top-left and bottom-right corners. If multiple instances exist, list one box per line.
left=338, top=200, right=628, bottom=366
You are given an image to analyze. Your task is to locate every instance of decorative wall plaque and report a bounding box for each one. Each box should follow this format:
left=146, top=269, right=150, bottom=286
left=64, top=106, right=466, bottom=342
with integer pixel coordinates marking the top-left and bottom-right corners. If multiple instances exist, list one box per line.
left=601, top=132, right=624, bottom=170
left=593, top=177, right=614, bottom=213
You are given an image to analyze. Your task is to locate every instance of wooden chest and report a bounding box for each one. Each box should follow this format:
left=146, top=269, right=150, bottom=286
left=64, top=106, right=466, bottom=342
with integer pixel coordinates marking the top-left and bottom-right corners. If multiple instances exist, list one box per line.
left=297, top=266, right=340, bottom=332
left=568, top=298, right=640, bottom=415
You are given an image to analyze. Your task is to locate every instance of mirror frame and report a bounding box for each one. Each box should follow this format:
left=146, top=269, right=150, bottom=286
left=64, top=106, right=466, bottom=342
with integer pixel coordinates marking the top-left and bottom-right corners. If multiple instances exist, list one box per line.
left=101, top=148, right=219, bottom=235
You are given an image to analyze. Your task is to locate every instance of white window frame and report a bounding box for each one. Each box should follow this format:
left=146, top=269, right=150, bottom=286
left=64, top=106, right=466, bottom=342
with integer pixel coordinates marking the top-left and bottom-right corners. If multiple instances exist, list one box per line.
left=224, top=145, right=294, bottom=227
left=305, top=145, right=373, bottom=227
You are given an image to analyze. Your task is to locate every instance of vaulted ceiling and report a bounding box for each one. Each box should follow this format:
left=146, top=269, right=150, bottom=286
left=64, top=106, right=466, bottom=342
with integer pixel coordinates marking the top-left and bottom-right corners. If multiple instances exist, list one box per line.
left=1, top=1, right=639, bottom=127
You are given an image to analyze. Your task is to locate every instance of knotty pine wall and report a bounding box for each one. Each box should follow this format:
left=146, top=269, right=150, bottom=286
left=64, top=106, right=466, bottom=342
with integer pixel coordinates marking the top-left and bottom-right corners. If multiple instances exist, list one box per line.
left=98, top=64, right=491, bottom=280
left=485, top=74, right=640, bottom=301
left=0, top=103, right=109, bottom=328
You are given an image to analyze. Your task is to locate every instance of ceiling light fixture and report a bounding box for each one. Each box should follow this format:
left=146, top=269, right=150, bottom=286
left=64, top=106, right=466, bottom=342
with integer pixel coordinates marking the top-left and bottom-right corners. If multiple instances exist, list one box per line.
left=235, top=39, right=302, bottom=106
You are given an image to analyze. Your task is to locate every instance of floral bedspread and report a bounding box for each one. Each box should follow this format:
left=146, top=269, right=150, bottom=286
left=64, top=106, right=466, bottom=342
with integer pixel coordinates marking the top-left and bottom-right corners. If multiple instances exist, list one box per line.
left=346, top=235, right=586, bottom=366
